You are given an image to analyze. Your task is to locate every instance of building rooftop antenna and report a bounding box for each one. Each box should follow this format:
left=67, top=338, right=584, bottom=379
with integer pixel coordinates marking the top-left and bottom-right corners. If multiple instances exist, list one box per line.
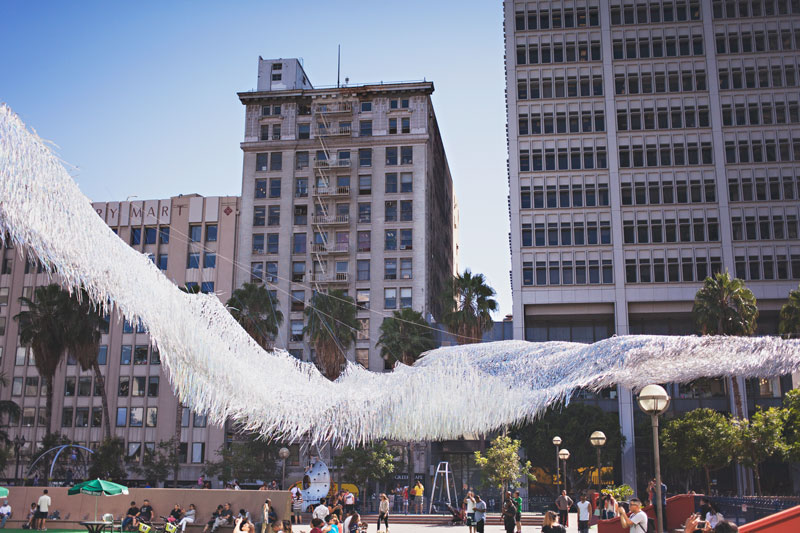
left=337, top=45, right=341, bottom=88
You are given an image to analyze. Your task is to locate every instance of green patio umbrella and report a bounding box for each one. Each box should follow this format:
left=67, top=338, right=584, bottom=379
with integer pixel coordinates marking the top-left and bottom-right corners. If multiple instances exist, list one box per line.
left=0, top=488, right=8, bottom=499
left=68, top=479, right=129, bottom=520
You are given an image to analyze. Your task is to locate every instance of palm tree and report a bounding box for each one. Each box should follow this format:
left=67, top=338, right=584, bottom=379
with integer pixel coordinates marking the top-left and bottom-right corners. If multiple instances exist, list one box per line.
left=779, top=284, right=800, bottom=338
left=440, top=269, right=498, bottom=344
left=15, top=284, right=72, bottom=436
left=304, top=289, right=359, bottom=380
left=64, top=290, right=111, bottom=439
left=378, top=309, right=437, bottom=367
left=377, top=308, right=437, bottom=494
left=226, top=282, right=284, bottom=350
left=692, top=271, right=758, bottom=419
left=0, top=372, right=21, bottom=445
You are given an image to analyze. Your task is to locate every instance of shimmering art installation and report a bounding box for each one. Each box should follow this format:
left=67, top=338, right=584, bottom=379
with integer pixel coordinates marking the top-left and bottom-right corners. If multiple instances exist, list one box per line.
left=3, top=103, right=800, bottom=445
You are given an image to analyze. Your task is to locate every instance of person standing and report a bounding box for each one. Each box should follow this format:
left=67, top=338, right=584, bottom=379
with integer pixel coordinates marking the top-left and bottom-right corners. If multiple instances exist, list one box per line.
left=576, top=494, right=591, bottom=533
left=513, top=490, right=523, bottom=533
left=35, top=489, right=51, bottom=531
left=292, top=491, right=303, bottom=525
left=313, top=499, right=329, bottom=522
left=502, top=492, right=518, bottom=533
left=377, top=493, right=389, bottom=532
left=616, top=499, right=648, bottom=533
left=343, top=491, right=355, bottom=515
left=554, top=490, right=572, bottom=527
left=413, top=481, right=424, bottom=514
left=473, top=495, right=486, bottom=533
left=541, top=511, right=566, bottom=533
left=402, top=486, right=409, bottom=515
left=464, top=491, right=476, bottom=533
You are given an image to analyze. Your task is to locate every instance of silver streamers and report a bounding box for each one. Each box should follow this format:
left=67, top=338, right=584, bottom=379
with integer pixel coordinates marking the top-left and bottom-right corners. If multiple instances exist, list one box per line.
left=2, top=104, right=800, bottom=446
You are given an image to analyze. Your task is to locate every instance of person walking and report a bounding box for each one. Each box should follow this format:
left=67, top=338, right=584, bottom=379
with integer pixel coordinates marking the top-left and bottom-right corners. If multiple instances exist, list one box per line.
left=502, top=492, right=518, bottom=533
left=541, top=511, right=566, bottom=533
left=576, top=494, right=591, bottom=533
left=464, top=491, right=476, bottom=533
left=178, top=504, right=196, bottom=532
left=473, top=495, right=486, bottom=533
left=413, top=481, right=424, bottom=514
left=377, top=493, right=389, bottom=532
left=35, top=489, right=51, bottom=531
left=555, top=490, right=572, bottom=528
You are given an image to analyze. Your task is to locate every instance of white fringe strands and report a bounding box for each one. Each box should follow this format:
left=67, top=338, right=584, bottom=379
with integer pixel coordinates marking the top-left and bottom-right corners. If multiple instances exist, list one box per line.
left=3, top=104, right=800, bottom=445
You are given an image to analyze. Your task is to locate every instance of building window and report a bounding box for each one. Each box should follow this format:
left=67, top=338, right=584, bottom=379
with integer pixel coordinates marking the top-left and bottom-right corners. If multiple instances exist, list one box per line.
left=359, top=175, right=372, bottom=195
left=144, top=227, right=157, bottom=244
left=357, top=318, right=369, bottom=340
left=359, top=120, right=372, bottom=136
left=400, top=229, right=413, bottom=249
left=359, top=149, right=372, bottom=167
left=400, top=146, right=413, bottom=164
left=120, top=345, right=132, bottom=365
left=24, top=376, right=38, bottom=396
left=116, top=407, right=127, bottom=427
left=77, top=376, right=92, bottom=396
left=385, top=258, right=397, bottom=279
left=267, top=234, right=279, bottom=254
left=357, top=260, right=370, bottom=281
left=191, top=442, right=205, bottom=463
left=356, top=289, right=370, bottom=310
left=293, top=233, right=306, bottom=254
left=386, top=147, right=398, bottom=166
left=146, top=407, right=158, bottom=427
left=186, top=253, right=200, bottom=269
left=291, top=290, right=305, bottom=313
left=400, top=173, right=413, bottom=192
left=400, top=287, right=412, bottom=308
left=201, top=282, right=214, bottom=293
left=384, top=288, right=397, bottom=309
left=270, top=178, right=282, bottom=198
left=290, top=320, right=303, bottom=342
left=386, top=173, right=398, bottom=193
left=62, top=408, right=73, bottom=428
left=11, top=377, right=22, bottom=396
left=385, top=230, right=397, bottom=250
left=400, top=258, right=412, bottom=279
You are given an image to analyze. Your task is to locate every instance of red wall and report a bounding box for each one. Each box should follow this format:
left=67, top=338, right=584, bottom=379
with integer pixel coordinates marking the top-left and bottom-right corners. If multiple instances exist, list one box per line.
left=738, top=504, right=800, bottom=533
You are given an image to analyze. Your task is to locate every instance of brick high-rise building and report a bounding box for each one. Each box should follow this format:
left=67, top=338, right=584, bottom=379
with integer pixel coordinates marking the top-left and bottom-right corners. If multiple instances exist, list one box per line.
left=504, top=0, right=800, bottom=491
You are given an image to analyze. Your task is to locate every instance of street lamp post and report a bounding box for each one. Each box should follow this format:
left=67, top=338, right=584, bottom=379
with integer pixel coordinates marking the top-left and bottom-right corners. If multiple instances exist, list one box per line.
left=638, top=385, right=671, bottom=533
left=279, top=447, right=290, bottom=490
left=558, top=449, right=570, bottom=495
left=552, top=436, right=562, bottom=493
left=589, top=431, right=607, bottom=493
left=13, top=435, right=25, bottom=485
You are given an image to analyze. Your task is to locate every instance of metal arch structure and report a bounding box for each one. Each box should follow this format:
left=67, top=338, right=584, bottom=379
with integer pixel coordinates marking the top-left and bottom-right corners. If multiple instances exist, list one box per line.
left=26, top=444, right=94, bottom=483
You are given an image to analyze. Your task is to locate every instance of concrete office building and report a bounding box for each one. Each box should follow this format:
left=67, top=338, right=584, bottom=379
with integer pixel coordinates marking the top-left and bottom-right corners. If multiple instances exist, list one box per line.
left=0, top=195, right=238, bottom=483
left=504, top=0, right=800, bottom=490
left=236, top=58, right=456, bottom=372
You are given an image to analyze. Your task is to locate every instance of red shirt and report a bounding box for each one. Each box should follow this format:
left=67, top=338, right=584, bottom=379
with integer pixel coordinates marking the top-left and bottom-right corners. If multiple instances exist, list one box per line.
left=311, top=529, right=323, bottom=533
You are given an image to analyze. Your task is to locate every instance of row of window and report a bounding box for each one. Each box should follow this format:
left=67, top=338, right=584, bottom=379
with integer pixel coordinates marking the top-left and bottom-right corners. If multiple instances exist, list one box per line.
left=731, top=213, right=800, bottom=240
left=621, top=179, right=717, bottom=205
left=117, top=376, right=160, bottom=398
left=617, top=104, right=710, bottom=131
left=516, top=74, right=603, bottom=100
left=515, top=40, right=602, bottom=65
left=716, top=28, right=800, bottom=56
left=519, top=109, right=605, bottom=135
left=522, top=259, right=614, bottom=286
left=522, top=221, right=613, bottom=247
left=721, top=100, right=800, bottom=126
left=712, top=0, right=800, bottom=19
left=255, top=172, right=414, bottom=200
left=519, top=146, right=608, bottom=171
left=610, top=2, right=702, bottom=25
left=252, top=229, right=414, bottom=255
left=724, top=137, right=800, bottom=164
left=113, top=406, right=159, bottom=428
left=734, top=253, right=800, bottom=280
left=514, top=5, right=601, bottom=32
left=613, top=68, right=707, bottom=95
left=186, top=252, right=215, bottom=269
left=728, top=172, right=800, bottom=201
left=612, top=35, right=705, bottom=60
left=129, top=226, right=172, bottom=246
left=250, top=256, right=414, bottom=285
left=719, top=63, right=800, bottom=90
left=255, top=147, right=413, bottom=173
left=622, top=217, right=721, bottom=244
left=521, top=182, right=610, bottom=209
left=619, top=142, right=714, bottom=168
left=625, top=255, right=724, bottom=283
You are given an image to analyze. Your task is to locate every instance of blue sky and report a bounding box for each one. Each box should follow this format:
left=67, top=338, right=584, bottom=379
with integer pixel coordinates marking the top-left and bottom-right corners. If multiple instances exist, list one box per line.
left=0, top=0, right=512, bottom=316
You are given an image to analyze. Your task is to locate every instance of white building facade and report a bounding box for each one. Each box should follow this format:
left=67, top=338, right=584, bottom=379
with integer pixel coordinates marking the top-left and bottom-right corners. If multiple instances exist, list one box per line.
left=504, top=0, right=800, bottom=491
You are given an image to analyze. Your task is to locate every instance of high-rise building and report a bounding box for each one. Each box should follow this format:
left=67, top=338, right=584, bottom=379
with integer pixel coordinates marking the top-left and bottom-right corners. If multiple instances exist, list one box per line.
left=0, top=195, right=238, bottom=483
left=504, top=0, right=800, bottom=489
left=236, top=57, right=457, bottom=371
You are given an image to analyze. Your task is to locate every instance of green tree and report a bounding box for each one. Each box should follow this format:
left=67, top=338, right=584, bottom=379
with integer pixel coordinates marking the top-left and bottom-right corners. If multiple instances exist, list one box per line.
left=778, top=284, right=800, bottom=338
left=134, top=439, right=179, bottom=487
left=204, top=434, right=281, bottom=484
left=89, top=437, right=127, bottom=481
left=15, top=284, right=74, bottom=435
left=514, top=402, right=624, bottom=492
left=65, top=290, right=112, bottom=439
left=304, top=289, right=359, bottom=380
left=692, top=272, right=758, bottom=418
left=0, top=373, right=20, bottom=445
left=440, top=270, right=498, bottom=344
left=661, top=408, right=737, bottom=494
left=378, top=309, right=437, bottom=367
left=227, top=282, right=284, bottom=350
left=334, top=441, right=395, bottom=499
left=733, top=407, right=788, bottom=496
left=782, top=389, right=800, bottom=462
left=474, top=435, right=535, bottom=494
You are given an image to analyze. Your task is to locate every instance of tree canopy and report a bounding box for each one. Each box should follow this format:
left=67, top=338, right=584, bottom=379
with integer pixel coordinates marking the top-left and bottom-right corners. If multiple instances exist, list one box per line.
left=378, top=308, right=437, bottom=367
left=304, top=289, right=359, bottom=380
left=440, top=270, right=498, bottom=344
left=474, top=435, right=534, bottom=492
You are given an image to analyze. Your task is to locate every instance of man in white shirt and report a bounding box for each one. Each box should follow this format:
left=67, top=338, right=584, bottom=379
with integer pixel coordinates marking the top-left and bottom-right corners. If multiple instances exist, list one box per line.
left=0, top=500, right=11, bottom=528
left=576, top=493, right=592, bottom=533
left=617, top=498, right=649, bottom=533
left=36, top=489, right=51, bottom=531
left=473, top=495, right=487, bottom=533
left=344, top=490, right=356, bottom=514
left=312, top=498, right=329, bottom=521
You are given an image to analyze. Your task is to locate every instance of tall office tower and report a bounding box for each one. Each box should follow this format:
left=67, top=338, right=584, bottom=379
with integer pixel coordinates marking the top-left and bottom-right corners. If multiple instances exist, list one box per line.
left=0, top=195, right=238, bottom=483
left=504, top=0, right=800, bottom=490
left=237, top=58, right=456, bottom=373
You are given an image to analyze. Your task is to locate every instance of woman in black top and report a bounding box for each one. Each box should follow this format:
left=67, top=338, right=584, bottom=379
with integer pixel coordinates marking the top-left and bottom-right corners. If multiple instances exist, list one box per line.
left=502, top=492, right=517, bottom=533
left=541, top=510, right=567, bottom=533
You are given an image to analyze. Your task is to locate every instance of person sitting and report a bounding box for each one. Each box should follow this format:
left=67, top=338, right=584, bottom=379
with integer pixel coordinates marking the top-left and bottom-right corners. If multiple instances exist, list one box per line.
left=169, top=505, right=183, bottom=523
left=0, top=500, right=12, bottom=529
left=23, top=503, right=36, bottom=531
left=137, top=500, right=155, bottom=525
left=203, top=506, right=224, bottom=533
left=178, top=505, right=196, bottom=533
left=122, top=502, right=140, bottom=531
left=210, top=503, right=233, bottom=533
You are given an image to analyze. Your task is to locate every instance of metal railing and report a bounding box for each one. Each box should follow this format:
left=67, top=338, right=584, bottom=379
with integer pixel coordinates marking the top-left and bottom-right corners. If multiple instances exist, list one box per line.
left=311, top=272, right=349, bottom=283
left=313, top=185, right=351, bottom=197
left=709, top=496, right=800, bottom=525
left=311, top=214, right=349, bottom=225
left=315, top=102, right=353, bottom=114
left=313, top=158, right=352, bottom=169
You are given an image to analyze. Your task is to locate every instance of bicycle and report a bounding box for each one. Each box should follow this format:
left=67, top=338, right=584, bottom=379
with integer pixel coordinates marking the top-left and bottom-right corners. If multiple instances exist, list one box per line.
left=137, top=516, right=178, bottom=533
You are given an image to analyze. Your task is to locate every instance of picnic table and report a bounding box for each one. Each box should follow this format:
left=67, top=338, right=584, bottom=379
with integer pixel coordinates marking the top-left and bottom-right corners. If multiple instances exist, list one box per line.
left=80, top=520, right=111, bottom=533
